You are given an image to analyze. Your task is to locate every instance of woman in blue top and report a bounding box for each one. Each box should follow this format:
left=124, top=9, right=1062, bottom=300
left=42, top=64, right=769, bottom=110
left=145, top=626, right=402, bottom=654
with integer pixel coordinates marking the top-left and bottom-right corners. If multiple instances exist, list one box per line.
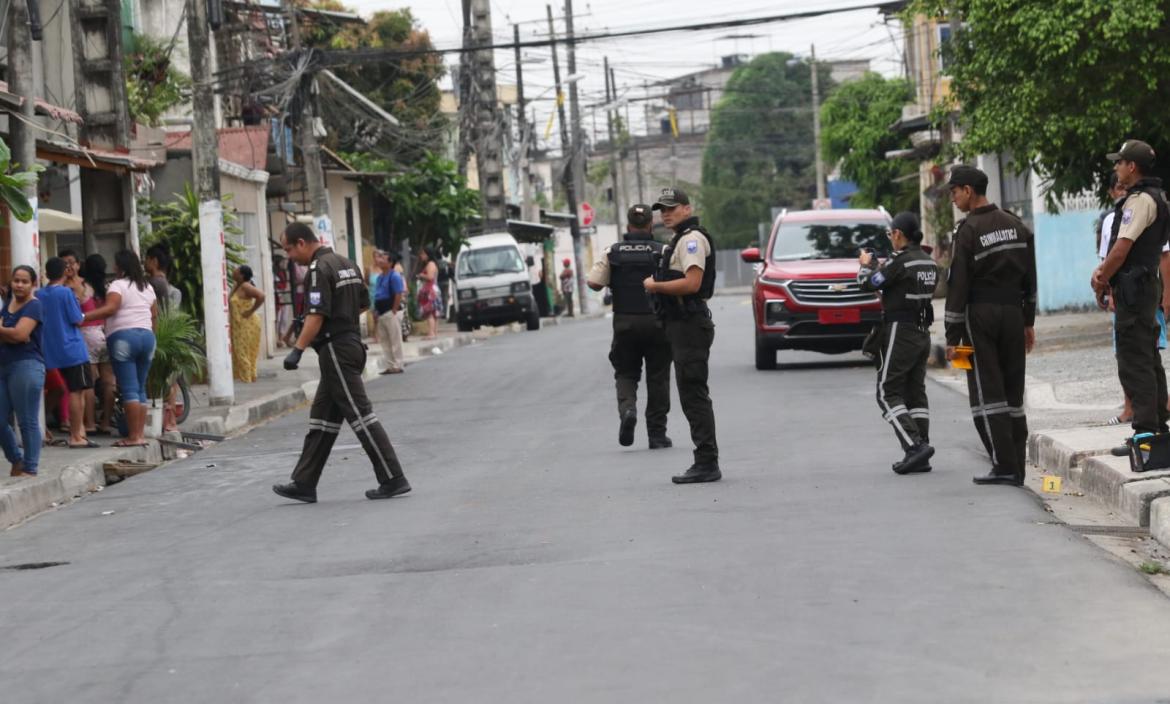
left=0, top=265, right=45, bottom=477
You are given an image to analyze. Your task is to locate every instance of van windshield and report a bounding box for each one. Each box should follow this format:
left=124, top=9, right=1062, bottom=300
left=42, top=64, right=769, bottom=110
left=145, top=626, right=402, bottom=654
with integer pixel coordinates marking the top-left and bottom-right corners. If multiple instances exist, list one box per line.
left=770, top=220, right=892, bottom=261
left=457, top=245, right=526, bottom=278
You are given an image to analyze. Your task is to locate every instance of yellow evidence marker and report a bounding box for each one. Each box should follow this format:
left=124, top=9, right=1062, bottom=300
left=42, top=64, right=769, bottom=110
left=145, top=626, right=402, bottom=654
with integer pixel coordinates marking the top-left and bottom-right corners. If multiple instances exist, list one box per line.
left=1041, top=475, right=1063, bottom=493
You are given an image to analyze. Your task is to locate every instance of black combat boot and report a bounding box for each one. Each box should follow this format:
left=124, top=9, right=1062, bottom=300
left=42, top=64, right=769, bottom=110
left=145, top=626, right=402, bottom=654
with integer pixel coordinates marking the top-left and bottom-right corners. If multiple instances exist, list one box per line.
left=672, top=462, right=721, bottom=484
left=619, top=409, right=637, bottom=447
left=972, top=469, right=1023, bottom=486
left=893, top=444, right=935, bottom=475
left=273, top=481, right=317, bottom=503
left=648, top=434, right=673, bottom=449
left=366, top=475, right=412, bottom=500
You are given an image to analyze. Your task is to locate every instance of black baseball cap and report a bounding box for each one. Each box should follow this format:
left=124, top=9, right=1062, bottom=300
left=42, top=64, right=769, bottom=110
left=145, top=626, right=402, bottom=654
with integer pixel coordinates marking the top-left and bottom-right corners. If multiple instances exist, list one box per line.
left=890, top=211, right=922, bottom=241
left=1107, top=139, right=1156, bottom=169
left=651, top=187, right=690, bottom=210
left=947, top=165, right=989, bottom=190
left=627, top=203, right=653, bottom=228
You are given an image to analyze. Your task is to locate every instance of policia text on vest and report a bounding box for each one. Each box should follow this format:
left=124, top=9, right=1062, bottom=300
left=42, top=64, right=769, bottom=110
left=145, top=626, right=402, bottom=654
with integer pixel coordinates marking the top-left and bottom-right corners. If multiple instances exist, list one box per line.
left=943, top=166, right=1038, bottom=487
left=857, top=211, right=939, bottom=475
left=641, top=188, right=722, bottom=485
left=1095, top=140, right=1170, bottom=463
left=271, top=222, right=413, bottom=504
left=588, top=204, right=673, bottom=450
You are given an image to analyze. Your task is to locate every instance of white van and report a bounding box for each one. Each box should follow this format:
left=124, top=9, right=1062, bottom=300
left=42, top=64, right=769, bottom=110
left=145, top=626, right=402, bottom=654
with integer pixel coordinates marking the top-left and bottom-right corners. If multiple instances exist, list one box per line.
left=453, top=232, right=541, bottom=332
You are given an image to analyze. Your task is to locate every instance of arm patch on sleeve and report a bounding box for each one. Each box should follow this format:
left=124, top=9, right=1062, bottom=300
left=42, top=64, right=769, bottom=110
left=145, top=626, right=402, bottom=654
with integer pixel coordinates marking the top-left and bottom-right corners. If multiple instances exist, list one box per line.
left=870, top=271, right=885, bottom=287
left=686, top=239, right=699, bottom=254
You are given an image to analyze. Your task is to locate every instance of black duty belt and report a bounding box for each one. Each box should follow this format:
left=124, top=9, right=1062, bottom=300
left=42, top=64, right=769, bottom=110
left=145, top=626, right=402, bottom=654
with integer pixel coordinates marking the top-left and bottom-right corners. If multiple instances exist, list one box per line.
left=883, top=310, right=923, bottom=324
left=969, top=288, right=1022, bottom=305
left=312, top=329, right=362, bottom=350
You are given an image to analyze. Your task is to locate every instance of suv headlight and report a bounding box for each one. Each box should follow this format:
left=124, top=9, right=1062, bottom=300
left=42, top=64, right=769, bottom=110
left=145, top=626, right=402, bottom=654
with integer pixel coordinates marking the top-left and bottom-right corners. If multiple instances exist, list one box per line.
left=458, top=288, right=476, bottom=301
left=510, top=281, right=530, bottom=294
left=759, top=276, right=790, bottom=287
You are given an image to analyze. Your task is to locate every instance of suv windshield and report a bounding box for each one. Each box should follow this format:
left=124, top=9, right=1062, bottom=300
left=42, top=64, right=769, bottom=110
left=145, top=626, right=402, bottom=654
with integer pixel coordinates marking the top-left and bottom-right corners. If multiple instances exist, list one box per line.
left=770, top=220, right=892, bottom=261
left=457, top=246, right=526, bottom=278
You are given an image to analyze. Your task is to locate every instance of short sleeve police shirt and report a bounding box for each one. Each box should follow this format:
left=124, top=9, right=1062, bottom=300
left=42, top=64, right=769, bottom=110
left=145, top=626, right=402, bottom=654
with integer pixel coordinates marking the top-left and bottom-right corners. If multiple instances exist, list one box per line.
left=588, top=247, right=612, bottom=287
left=306, top=252, right=333, bottom=317
left=1117, top=192, right=1158, bottom=242
left=670, top=232, right=710, bottom=273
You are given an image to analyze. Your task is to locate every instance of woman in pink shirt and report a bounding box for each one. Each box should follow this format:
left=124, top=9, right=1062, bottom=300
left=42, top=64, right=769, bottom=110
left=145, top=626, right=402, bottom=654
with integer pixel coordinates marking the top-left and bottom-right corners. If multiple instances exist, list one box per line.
left=79, top=254, right=116, bottom=435
left=82, top=250, right=157, bottom=446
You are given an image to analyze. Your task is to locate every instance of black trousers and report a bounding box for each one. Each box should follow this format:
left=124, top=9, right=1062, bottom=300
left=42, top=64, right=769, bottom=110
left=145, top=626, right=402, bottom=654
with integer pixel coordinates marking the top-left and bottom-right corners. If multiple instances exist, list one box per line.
left=1116, top=279, right=1169, bottom=434
left=875, top=322, right=930, bottom=452
left=609, top=313, right=672, bottom=437
left=663, top=313, right=718, bottom=465
left=291, top=337, right=406, bottom=489
left=963, top=303, right=1028, bottom=476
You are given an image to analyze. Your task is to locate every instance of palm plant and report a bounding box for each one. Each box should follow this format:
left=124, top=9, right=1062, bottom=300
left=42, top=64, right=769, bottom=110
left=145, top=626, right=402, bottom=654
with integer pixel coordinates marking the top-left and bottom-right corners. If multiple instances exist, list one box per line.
left=146, top=309, right=206, bottom=401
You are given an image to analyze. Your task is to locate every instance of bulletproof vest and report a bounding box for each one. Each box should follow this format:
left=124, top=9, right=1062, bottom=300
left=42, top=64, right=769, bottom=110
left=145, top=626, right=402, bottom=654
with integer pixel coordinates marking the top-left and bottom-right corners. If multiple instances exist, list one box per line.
left=667, top=218, right=717, bottom=301
left=1110, top=178, right=1170, bottom=274
left=608, top=234, right=663, bottom=314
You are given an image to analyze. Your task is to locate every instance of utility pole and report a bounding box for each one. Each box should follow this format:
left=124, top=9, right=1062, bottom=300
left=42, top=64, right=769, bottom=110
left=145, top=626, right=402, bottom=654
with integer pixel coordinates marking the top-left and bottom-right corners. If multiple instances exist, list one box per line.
left=603, top=57, right=622, bottom=233
left=470, top=0, right=506, bottom=228
left=514, top=24, right=535, bottom=223
left=547, top=4, right=587, bottom=316
left=456, top=0, right=474, bottom=180
left=610, top=65, right=628, bottom=214
left=634, top=139, right=645, bottom=203
left=283, top=0, right=332, bottom=245
left=188, top=0, right=234, bottom=405
left=564, top=0, right=587, bottom=253
left=7, top=0, right=38, bottom=269
left=810, top=43, right=826, bottom=204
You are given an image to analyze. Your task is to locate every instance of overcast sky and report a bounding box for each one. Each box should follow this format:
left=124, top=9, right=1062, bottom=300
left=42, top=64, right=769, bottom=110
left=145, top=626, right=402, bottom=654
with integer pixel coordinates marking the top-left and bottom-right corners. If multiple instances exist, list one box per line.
left=342, top=1, right=904, bottom=142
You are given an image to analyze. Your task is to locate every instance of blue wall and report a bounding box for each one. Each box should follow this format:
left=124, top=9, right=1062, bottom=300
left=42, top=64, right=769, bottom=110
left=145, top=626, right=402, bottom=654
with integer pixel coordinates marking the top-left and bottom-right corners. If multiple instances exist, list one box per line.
left=1033, top=210, right=1100, bottom=311
left=828, top=179, right=859, bottom=209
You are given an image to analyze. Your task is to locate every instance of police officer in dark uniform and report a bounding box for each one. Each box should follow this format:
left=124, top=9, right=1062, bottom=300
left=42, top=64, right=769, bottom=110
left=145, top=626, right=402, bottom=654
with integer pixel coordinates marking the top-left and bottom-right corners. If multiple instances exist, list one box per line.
left=858, top=212, right=939, bottom=474
left=642, top=188, right=720, bottom=484
left=943, top=165, right=1038, bottom=486
left=272, top=222, right=411, bottom=503
left=588, top=204, right=673, bottom=448
left=1094, top=140, right=1170, bottom=448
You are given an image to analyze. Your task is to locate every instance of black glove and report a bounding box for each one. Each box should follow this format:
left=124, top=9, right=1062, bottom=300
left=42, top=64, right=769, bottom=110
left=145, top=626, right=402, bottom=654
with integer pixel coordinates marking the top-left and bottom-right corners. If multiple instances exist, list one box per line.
left=283, top=347, right=304, bottom=370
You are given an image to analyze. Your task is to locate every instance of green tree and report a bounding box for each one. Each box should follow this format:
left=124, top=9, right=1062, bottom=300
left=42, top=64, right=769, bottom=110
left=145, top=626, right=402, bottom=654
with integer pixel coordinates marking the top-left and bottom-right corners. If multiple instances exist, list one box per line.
left=701, top=53, right=834, bottom=248
left=301, top=3, right=446, bottom=164
left=909, top=0, right=1170, bottom=203
left=0, top=136, right=39, bottom=222
left=125, top=33, right=192, bottom=127
left=138, top=185, right=247, bottom=321
left=346, top=151, right=479, bottom=256
left=820, top=72, right=919, bottom=213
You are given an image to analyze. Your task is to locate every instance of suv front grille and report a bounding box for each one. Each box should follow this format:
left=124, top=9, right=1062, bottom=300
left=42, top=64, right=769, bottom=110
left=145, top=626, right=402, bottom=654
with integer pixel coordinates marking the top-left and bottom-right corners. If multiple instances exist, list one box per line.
left=786, top=278, right=877, bottom=306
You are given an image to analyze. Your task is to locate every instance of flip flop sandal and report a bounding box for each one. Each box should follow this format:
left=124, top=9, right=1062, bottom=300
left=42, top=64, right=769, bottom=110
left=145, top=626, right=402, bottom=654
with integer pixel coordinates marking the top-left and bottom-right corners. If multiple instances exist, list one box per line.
left=112, top=440, right=149, bottom=448
left=1106, top=415, right=1131, bottom=425
left=68, top=440, right=100, bottom=449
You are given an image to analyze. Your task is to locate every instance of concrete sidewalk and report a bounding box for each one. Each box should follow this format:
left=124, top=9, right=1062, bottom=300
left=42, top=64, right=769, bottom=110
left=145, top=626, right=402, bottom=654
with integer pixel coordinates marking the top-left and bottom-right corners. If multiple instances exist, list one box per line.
left=925, top=302, right=1170, bottom=557
left=0, top=320, right=514, bottom=530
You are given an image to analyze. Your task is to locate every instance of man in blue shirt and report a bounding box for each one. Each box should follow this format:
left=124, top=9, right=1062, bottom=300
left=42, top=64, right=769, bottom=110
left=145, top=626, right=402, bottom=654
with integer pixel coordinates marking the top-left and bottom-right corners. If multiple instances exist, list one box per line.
left=374, top=250, right=407, bottom=374
left=40, top=257, right=96, bottom=448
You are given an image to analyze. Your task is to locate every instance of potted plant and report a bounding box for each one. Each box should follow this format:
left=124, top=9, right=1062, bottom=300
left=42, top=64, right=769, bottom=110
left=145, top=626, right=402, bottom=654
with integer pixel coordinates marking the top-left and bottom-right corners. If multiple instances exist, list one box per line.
left=145, top=308, right=206, bottom=437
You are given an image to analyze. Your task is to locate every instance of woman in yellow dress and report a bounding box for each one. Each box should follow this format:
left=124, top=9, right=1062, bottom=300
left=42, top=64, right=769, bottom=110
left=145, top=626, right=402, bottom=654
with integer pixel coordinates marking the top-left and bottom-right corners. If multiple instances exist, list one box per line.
left=230, top=265, right=266, bottom=382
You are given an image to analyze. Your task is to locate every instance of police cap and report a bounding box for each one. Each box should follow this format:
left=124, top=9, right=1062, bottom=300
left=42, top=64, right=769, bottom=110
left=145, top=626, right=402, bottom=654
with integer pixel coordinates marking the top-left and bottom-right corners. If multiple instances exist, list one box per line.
left=890, top=211, right=923, bottom=242
left=651, top=187, right=690, bottom=210
left=1107, top=139, right=1156, bottom=170
left=628, top=203, right=653, bottom=228
left=947, top=165, right=988, bottom=190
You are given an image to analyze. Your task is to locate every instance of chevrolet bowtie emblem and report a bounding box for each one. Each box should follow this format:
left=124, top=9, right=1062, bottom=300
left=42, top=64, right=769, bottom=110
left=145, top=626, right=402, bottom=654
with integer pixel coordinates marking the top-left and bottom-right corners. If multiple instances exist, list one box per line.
left=828, top=283, right=848, bottom=292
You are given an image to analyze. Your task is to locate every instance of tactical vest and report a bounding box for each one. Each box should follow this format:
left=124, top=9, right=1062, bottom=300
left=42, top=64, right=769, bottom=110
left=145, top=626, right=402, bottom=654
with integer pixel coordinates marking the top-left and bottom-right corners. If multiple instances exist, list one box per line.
left=666, top=218, right=717, bottom=302
left=1109, top=177, right=1170, bottom=276
left=608, top=235, right=663, bottom=314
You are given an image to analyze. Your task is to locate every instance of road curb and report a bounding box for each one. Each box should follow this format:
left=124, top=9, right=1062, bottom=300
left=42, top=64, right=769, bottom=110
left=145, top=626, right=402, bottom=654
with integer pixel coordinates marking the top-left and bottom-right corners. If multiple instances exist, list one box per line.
left=0, top=442, right=165, bottom=531
left=1029, top=427, right=1170, bottom=530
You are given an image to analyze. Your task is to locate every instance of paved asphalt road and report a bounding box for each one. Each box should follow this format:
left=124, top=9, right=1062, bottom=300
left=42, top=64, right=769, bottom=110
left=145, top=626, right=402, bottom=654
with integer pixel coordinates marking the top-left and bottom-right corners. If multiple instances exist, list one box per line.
left=3, top=297, right=1170, bottom=703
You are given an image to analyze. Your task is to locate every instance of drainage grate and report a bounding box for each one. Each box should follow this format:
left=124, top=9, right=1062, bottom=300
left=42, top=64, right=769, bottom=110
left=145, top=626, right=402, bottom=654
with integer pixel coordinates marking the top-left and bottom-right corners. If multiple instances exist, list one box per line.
left=1065, top=525, right=1150, bottom=537
left=2, top=561, right=70, bottom=571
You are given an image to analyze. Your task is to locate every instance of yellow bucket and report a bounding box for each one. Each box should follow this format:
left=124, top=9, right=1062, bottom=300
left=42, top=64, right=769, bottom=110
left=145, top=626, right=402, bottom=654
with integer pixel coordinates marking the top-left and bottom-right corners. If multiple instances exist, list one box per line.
left=952, top=345, right=975, bottom=370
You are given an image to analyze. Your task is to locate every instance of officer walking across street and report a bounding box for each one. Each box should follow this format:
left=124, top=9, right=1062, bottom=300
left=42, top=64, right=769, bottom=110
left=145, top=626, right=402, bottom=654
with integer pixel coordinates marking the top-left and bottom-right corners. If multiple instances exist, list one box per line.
left=642, top=188, right=721, bottom=484
left=588, top=204, right=673, bottom=449
left=858, top=212, right=939, bottom=474
left=1093, top=140, right=1170, bottom=449
left=272, top=222, right=412, bottom=503
left=944, top=165, right=1038, bottom=486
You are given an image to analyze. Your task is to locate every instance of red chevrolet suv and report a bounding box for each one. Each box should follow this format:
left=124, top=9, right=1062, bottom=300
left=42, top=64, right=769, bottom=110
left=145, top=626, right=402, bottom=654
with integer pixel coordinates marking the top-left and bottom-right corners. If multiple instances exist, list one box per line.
left=741, top=208, right=893, bottom=370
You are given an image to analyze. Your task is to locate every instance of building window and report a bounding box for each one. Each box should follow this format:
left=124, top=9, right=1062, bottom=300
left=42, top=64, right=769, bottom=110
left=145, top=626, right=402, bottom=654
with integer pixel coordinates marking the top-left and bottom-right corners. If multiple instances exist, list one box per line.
left=937, top=24, right=952, bottom=74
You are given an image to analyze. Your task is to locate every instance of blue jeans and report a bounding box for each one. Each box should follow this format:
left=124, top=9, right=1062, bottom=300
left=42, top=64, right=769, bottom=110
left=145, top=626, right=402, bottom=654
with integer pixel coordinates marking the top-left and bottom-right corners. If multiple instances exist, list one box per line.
left=109, top=328, right=156, bottom=404
left=0, top=359, right=45, bottom=474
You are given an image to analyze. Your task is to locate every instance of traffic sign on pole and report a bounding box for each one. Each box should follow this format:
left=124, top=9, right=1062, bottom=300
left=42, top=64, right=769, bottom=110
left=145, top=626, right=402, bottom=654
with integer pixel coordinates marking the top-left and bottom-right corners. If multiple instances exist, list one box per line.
left=580, top=201, right=595, bottom=227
